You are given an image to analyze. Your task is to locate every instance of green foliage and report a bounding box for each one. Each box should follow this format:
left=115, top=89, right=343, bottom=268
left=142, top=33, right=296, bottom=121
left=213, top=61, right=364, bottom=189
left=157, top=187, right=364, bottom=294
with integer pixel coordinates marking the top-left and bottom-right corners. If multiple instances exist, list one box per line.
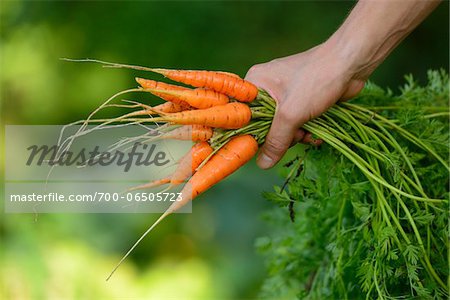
left=257, top=71, right=449, bottom=299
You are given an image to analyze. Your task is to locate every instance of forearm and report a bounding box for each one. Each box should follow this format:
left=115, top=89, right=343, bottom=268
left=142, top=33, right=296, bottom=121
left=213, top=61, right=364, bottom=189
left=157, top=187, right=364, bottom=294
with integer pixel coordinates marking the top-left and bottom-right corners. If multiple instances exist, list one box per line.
left=246, top=0, right=441, bottom=168
left=325, top=0, right=441, bottom=79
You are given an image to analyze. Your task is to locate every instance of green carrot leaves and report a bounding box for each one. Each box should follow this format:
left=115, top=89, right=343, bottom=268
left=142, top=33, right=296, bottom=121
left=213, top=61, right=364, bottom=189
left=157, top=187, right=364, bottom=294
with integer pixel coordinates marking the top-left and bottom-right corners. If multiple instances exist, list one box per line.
left=257, top=70, right=449, bottom=299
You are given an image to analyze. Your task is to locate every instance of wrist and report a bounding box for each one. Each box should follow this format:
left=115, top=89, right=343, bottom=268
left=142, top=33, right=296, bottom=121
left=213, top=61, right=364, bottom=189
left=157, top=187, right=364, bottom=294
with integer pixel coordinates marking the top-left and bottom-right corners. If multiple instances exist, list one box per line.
left=320, top=0, right=441, bottom=81
left=320, top=31, right=375, bottom=81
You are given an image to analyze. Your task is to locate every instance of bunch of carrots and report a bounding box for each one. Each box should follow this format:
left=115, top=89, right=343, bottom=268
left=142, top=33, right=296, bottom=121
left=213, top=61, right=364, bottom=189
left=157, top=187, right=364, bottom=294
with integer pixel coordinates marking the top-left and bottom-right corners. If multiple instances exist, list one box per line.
left=66, top=60, right=297, bottom=279
left=70, top=60, right=312, bottom=216
left=66, top=60, right=448, bottom=287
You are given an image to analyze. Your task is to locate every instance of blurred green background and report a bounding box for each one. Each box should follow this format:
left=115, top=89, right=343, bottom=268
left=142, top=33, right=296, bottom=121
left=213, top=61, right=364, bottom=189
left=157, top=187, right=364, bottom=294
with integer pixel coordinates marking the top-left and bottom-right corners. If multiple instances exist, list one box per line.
left=1, top=1, right=448, bottom=299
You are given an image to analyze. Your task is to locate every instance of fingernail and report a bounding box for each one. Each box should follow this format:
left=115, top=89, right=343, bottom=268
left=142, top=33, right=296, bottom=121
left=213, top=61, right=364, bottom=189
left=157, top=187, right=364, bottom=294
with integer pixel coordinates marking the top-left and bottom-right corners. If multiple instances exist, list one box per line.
left=258, top=154, right=274, bottom=169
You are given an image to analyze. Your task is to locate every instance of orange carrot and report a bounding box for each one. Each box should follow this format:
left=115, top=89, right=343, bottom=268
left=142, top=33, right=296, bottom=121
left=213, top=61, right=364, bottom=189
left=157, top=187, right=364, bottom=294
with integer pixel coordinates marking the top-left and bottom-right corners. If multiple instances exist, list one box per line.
left=126, top=142, right=213, bottom=191
left=144, top=87, right=229, bottom=109
left=147, top=69, right=258, bottom=102
left=136, top=77, right=186, bottom=91
left=175, top=134, right=258, bottom=206
left=161, top=102, right=251, bottom=129
left=216, top=71, right=240, bottom=78
left=170, top=141, right=213, bottom=184
left=64, top=60, right=257, bottom=102
left=107, top=135, right=257, bottom=280
left=136, top=78, right=192, bottom=107
left=137, top=77, right=229, bottom=109
left=126, top=178, right=171, bottom=192
left=113, top=101, right=191, bottom=118
left=84, top=103, right=250, bottom=131
left=152, top=101, right=192, bottom=114
left=161, top=125, right=213, bottom=142
left=106, top=100, right=189, bottom=116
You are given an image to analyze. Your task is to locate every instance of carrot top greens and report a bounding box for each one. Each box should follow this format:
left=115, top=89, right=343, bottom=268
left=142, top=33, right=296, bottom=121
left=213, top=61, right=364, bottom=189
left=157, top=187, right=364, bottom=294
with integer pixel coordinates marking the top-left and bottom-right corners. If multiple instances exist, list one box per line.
left=256, top=70, right=449, bottom=300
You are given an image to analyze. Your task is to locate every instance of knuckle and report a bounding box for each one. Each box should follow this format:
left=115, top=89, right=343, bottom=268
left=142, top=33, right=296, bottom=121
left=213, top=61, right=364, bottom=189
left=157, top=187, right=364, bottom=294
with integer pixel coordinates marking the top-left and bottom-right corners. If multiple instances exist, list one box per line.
left=301, top=132, right=313, bottom=144
left=267, top=58, right=282, bottom=67
left=246, top=63, right=265, bottom=77
left=277, top=107, right=298, bottom=124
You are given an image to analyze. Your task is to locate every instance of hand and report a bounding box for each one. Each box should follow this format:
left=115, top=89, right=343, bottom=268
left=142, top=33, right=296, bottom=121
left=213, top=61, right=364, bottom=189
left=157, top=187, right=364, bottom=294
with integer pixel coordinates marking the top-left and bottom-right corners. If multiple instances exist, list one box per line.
left=245, top=44, right=366, bottom=169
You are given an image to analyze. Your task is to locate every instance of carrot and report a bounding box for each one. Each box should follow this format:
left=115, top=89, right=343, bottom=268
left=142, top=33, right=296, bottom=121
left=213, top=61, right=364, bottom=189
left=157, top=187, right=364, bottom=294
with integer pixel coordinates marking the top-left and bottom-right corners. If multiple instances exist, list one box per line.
left=176, top=134, right=258, bottom=205
left=104, top=99, right=188, bottom=115
left=136, top=77, right=187, bottom=91
left=110, top=101, right=191, bottom=117
left=152, top=101, right=192, bottom=114
left=107, top=135, right=257, bottom=280
left=126, top=141, right=213, bottom=192
left=161, top=125, right=213, bottom=142
left=160, top=102, right=252, bottom=129
left=109, top=126, right=212, bottom=159
left=135, top=78, right=192, bottom=107
left=137, top=77, right=229, bottom=109
left=168, top=135, right=257, bottom=212
left=143, top=87, right=229, bottom=109
left=216, top=71, right=241, bottom=78
left=64, top=59, right=258, bottom=102
left=170, top=141, right=213, bottom=184
left=148, top=69, right=258, bottom=103
left=126, top=178, right=171, bottom=192
left=111, top=102, right=251, bottom=129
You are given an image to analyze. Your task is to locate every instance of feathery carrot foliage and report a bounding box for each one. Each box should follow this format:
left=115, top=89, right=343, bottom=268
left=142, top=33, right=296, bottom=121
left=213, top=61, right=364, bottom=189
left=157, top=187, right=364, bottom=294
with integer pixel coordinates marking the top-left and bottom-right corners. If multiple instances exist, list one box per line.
left=257, top=70, right=449, bottom=299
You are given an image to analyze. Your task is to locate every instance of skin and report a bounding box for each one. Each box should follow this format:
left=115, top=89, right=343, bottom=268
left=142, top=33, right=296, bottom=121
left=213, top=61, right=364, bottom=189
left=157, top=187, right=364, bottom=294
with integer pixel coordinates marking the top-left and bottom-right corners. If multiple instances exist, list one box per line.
left=245, top=0, right=442, bottom=169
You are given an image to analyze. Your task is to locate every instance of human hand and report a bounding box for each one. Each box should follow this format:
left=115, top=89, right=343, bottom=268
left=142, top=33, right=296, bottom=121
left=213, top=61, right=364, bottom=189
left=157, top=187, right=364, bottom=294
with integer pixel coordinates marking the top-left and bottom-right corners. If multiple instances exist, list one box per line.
left=245, top=44, right=366, bottom=169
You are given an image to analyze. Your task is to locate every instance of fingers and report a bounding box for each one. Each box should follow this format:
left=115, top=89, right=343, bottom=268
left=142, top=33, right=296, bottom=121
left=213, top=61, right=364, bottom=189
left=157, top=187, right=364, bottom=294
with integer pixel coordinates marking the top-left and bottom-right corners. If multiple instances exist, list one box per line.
left=257, top=112, right=296, bottom=169
left=247, top=63, right=296, bottom=169
left=301, top=132, right=323, bottom=146
left=246, top=63, right=292, bottom=169
left=290, top=130, right=323, bottom=147
left=259, top=126, right=324, bottom=169
left=340, top=79, right=365, bottom=101
left=290, top=129, right=306, bottom=147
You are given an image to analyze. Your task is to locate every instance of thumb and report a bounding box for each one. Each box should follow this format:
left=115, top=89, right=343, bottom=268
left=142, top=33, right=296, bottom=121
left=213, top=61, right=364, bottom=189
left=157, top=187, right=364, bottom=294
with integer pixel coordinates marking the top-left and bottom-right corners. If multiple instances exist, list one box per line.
left=257, top=112, right=296, bottom=169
